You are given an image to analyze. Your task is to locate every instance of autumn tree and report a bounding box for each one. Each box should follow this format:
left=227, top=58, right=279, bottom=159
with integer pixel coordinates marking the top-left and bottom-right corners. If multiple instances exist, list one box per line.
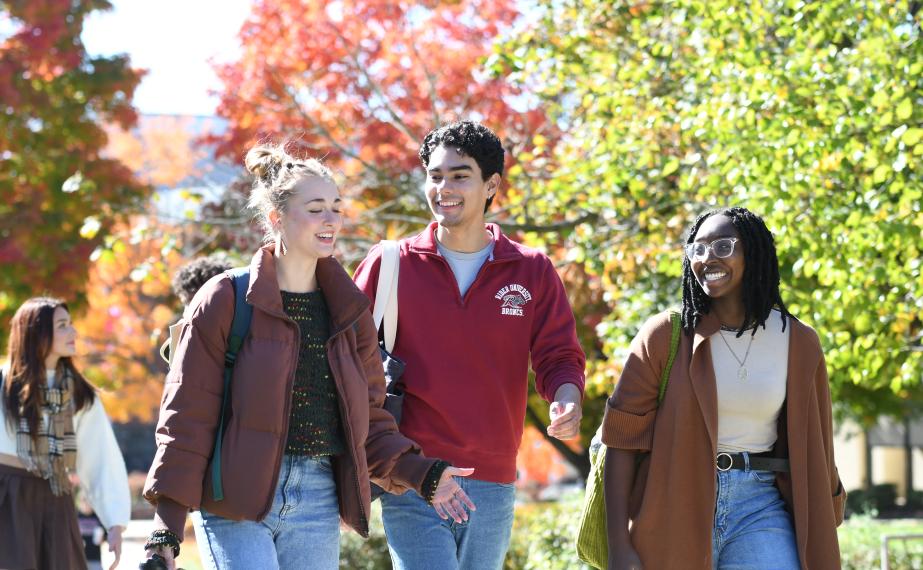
left=497, top=0, right=923, bottom=427
left=209, top=0, right=554, bottom=262
left=0, top=0, right=147, bottom=346
left=75, top=219, right=180, bottom=422
left=74, top=116, right=244, bottom=421
left=205, top=0, right=611, bottom=476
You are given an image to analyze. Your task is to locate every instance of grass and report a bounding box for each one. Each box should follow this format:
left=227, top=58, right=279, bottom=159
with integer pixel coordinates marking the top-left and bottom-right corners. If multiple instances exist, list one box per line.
left=839, top=514, right=923, bottom=570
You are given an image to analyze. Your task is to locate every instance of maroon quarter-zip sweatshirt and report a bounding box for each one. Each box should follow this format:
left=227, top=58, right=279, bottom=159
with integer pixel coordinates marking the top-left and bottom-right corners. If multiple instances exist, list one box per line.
left=353, top=223, right=586, bottom=482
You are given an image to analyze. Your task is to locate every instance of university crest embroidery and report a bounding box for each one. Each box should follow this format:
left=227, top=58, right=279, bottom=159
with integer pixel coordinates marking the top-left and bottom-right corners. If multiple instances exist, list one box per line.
left=494, top=284, right=532, bottom=317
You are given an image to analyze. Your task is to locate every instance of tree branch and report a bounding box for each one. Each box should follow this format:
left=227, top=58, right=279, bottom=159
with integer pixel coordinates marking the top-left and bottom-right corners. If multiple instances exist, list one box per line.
left=277, top=75, right=391, bottom=180
left=406, top=24, right=443, bottom=127
left=496, top=211, right=600, bottom=234
left=328, top=23, right=421, bottom=144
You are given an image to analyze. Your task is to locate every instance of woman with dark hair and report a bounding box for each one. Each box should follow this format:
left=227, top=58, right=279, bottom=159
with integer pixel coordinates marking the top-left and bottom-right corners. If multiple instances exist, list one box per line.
left=0, top=297, right=130, bottom=570
left=601, top=207, right=845, bottom=569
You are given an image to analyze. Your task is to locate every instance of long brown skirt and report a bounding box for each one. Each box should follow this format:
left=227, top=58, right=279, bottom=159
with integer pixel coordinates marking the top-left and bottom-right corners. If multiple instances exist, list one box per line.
left=0, top=463, right=87, bottom=570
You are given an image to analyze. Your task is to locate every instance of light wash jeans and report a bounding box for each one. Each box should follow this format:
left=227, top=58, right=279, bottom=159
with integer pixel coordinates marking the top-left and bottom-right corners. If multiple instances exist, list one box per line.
left=381, top=477, right=516, bottom=570
left=192, top=454, right=339, bottom=570
left=712, top=454, right=800, bottom=570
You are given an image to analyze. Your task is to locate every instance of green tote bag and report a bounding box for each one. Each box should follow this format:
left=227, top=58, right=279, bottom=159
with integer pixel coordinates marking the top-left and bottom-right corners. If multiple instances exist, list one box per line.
left=576, top=311, right=681, bottom=569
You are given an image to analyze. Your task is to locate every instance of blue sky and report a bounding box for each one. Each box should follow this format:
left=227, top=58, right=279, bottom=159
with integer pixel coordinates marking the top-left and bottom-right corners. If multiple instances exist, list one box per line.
left=82, top=0, right=252, bottom=116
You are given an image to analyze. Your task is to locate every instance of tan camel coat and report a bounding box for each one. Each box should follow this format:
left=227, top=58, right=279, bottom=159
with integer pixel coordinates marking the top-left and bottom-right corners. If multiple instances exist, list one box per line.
left=602, top=311, right=845, bottom=569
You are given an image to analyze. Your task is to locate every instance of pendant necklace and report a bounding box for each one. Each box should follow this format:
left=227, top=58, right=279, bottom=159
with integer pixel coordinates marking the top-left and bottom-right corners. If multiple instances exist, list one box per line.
left=718, top=329, right=755, bottom=381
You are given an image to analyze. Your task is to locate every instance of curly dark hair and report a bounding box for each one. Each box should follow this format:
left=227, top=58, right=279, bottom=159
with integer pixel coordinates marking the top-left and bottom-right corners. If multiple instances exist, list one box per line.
left=418, top=121, right=505, bottom=212
left=681, top=206, right=794, bottom=336
left=172, top=254, right=233, bottom=306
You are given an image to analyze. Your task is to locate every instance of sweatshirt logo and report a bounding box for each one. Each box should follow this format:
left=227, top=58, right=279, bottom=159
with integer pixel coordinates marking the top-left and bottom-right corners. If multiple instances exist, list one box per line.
left=495, top=284, right=532, bottom=317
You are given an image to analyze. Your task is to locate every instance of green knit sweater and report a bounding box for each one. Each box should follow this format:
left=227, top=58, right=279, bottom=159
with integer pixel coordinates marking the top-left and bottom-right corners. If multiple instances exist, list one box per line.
left=281, top=290, right=345, bottom=457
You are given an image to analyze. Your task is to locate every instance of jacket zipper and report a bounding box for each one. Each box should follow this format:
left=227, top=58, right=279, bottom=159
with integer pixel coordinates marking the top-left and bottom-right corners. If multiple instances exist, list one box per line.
left=327, top=324, right=370, bottom=537
left=257, top=311, right=301, bottom=520
left=253, top=298, right=369, bottom=532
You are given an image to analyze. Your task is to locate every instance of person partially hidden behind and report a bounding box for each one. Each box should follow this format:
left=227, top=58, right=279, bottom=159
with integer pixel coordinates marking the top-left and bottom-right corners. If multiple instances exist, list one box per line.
left=159, top=254, right=233, bottom=365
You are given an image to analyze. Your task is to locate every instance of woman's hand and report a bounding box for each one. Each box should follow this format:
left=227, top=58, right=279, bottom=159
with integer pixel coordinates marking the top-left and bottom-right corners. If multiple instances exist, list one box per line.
left=430, top=467, right=476, bottom=523
left=608, top=545, right=643, bottom=570
left=106, top=525, right=124, bottom=570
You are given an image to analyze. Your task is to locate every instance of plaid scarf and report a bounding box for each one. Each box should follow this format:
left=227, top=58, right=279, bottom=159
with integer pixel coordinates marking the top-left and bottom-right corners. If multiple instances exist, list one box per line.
left=15, top=369, right=78, bottom=496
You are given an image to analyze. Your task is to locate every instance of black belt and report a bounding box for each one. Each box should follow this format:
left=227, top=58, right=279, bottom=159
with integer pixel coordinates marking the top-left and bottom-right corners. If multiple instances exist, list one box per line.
left=716, top=452, right=790, bottom=473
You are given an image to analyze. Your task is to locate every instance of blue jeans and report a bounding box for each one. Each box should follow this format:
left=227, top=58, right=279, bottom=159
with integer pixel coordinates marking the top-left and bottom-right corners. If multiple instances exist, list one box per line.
left=192, top=455, right=340, bottom=570
left=712, top=456, right=800, bottom=570
left=381, top=477, right=516, bottom=570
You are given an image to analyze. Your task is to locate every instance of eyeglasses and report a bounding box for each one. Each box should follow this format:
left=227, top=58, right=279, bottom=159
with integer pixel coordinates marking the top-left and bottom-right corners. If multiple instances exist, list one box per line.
left=684, top=237, right=738, bottom=261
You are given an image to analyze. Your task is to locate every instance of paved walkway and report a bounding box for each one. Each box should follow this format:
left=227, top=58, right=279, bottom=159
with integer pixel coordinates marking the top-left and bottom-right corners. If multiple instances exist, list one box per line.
left=100, top=519, right=157, bottom=569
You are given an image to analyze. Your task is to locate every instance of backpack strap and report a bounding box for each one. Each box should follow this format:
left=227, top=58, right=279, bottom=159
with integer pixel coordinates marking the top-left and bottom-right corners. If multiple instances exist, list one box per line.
left=211, top=267, right=253, bottom=502
left=656, top=310, right=682, bottom=405
left=373, top=240, right=400, bottom=353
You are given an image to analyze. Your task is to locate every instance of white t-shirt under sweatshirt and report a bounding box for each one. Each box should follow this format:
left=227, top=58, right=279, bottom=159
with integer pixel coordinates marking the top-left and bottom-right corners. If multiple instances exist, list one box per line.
left=710, top=309, right=790, bottom=454
left=436, top=240, right=495, bottom=297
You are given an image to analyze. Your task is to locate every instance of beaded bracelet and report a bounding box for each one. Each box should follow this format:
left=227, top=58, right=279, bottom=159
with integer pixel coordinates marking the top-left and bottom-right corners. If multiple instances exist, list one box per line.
left=422, top=460, right=452, bottom=505
left=144, top=529, right=180, bottom=558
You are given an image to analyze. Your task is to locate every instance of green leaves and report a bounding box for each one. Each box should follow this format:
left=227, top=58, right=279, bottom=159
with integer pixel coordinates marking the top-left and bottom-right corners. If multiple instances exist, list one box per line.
left=897, top=98, right=913, bottom=121
left=498, top=0, right=923, bottom=422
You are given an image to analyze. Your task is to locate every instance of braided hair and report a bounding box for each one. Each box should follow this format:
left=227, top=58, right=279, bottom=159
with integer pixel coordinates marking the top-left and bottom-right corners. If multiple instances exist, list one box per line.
left=680, top=207, right=793, bottom=336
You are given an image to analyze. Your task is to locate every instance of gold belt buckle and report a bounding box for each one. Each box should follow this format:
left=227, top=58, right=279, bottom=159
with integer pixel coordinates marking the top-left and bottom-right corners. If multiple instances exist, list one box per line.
left=716, top=452, right=733, bottom=472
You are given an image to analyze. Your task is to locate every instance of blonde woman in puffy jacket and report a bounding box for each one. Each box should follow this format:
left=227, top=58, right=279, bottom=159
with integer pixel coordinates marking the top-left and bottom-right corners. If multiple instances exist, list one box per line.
left=141, top=143, right=473, bottom=570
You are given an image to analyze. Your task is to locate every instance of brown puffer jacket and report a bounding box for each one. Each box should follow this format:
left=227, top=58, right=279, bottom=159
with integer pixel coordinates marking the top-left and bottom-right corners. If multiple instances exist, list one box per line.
left=143, top=246, right=435, bottom=538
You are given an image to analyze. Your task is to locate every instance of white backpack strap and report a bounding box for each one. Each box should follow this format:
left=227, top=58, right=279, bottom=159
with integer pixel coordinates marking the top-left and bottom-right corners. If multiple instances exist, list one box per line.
left=372, top=240, right=400, bottom=352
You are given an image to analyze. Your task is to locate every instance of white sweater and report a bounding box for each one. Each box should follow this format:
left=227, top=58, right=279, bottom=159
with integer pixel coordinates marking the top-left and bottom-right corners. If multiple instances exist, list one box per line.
left=0, top=370, right=131, bottom=530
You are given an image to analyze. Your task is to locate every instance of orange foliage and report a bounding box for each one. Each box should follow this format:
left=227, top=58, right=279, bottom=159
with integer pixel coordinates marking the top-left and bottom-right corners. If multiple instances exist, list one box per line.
left=516, top=425, right=580, bottom=488
left=70, top=114, right=220, bottom=421
left=73, top=216, right=182, bottom=422
left=105, top=116, right=207, bottom=188
left=0, top=0, right=146, bottom=341
left=210, top=0, right=552, bottom=242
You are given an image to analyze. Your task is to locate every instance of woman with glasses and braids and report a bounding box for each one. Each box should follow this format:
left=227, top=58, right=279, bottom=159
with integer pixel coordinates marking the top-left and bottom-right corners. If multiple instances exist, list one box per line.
left=601, top=207, right=845, bottom=570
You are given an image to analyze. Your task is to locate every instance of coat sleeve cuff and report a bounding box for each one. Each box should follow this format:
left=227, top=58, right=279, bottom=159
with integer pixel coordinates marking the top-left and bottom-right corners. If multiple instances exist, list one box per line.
left=599, top=402, right=656, bottom=452
left=383, top=452, right=438, bottom=495
left=142, top=445, right=208, bottom=514
left=154, top=497, right=189, bottom=542
left=542, top=375, right=585, bottom=403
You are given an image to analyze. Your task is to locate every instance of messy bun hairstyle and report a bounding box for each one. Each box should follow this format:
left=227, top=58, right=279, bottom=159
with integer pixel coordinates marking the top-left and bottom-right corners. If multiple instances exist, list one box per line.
left=244, top=143, right=335, bottom=241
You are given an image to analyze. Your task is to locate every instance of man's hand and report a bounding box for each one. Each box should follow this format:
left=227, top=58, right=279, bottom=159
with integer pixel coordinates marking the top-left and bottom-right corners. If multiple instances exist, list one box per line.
left=106, top=525, right=123, bottom=570
left=608, top=546, right=644, bottom=570
left=547, top=383, right=582, bottom=440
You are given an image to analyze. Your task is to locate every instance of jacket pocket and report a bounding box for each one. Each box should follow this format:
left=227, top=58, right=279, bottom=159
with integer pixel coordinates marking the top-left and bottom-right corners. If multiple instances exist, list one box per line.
left=832, top=479, right=846, bottom=526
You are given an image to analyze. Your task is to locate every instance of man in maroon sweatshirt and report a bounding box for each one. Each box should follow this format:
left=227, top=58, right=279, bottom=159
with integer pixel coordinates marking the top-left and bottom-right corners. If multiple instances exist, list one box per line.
left=353, top=121, right=586, bottom=570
